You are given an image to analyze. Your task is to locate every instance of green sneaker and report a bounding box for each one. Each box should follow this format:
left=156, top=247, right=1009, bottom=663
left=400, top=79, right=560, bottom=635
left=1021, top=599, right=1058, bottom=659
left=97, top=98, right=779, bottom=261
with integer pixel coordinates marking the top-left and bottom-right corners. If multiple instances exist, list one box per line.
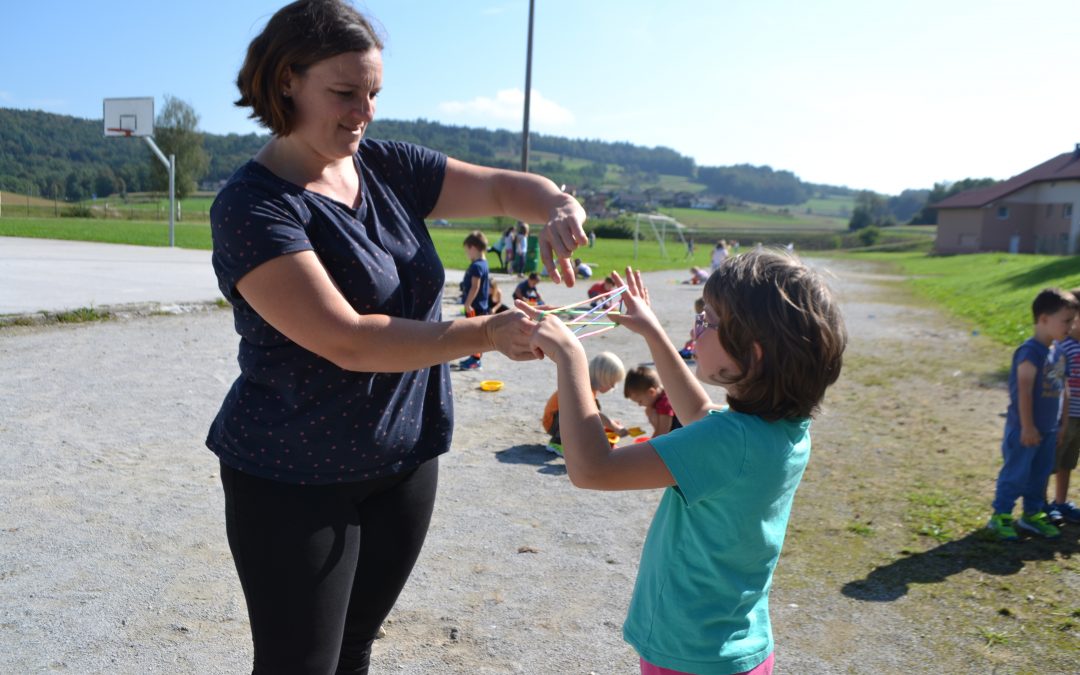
left=545, top=443, right=564, bottom=457
left=1017, top=511, right=1061, bottom=538
left=987, top=514, right=1019, bottom=541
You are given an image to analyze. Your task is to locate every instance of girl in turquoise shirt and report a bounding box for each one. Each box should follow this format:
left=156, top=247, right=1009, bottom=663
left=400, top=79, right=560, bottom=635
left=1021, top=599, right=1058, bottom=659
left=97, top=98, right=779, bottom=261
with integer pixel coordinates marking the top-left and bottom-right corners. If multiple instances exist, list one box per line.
left=523, top=250, right=846, bottom=674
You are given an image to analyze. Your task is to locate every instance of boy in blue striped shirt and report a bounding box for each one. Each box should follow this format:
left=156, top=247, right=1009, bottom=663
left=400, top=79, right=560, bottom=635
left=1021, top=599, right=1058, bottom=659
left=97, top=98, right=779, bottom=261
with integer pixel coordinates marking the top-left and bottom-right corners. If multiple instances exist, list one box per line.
left=1048, top=287, right=1080, bottom=525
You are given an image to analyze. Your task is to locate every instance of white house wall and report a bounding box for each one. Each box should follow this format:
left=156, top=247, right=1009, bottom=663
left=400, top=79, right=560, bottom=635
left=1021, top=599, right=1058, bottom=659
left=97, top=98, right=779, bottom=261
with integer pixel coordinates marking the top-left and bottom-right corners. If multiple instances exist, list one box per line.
left=999, top=180, right=1080, bottom=254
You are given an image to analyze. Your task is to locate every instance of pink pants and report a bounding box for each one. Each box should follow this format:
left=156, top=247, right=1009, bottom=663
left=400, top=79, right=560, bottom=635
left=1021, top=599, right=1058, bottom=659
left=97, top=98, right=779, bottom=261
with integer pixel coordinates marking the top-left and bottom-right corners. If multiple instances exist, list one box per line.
left=640, top=652, right=774, bottom=675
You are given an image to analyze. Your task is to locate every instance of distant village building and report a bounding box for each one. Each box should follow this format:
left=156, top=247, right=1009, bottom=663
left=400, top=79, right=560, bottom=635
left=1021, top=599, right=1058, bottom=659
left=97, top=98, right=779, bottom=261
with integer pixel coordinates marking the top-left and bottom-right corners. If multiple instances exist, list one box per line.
left=934, top=145, right=1080, bottom=254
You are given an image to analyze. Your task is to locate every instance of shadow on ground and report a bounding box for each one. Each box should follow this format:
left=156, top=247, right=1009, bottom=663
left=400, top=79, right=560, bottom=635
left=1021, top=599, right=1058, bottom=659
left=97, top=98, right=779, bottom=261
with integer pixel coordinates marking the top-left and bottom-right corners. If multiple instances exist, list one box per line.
left=494, top=444, right=567, bottom=475
left=842, top=526, right=1080, bottom=602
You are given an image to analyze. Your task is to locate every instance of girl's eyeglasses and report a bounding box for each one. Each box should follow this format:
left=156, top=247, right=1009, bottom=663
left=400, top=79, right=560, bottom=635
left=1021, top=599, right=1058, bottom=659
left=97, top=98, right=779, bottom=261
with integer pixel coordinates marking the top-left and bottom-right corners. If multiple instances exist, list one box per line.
left=693, top=312, right=720, bottom=338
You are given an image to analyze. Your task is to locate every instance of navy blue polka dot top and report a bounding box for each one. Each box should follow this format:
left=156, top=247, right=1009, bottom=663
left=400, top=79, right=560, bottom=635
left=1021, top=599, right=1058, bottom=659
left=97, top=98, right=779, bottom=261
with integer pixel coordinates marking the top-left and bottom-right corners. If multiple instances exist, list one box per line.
left=206, top=139, right=451, bottom=485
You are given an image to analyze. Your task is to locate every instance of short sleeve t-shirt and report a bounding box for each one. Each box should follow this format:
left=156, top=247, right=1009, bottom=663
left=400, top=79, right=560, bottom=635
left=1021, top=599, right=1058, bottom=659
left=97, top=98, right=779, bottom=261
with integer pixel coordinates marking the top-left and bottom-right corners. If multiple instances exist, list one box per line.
left=1059, top=336, right=1080, bottom=418
left=623, top=409, right=811, bottom=674
left=1006, top=338, right=1069, bottom=434
left=651, top=390, right=682, bottom=431
left=206, top=139, right=450, bottom=485
left=461, top=258, right=490, bottom=315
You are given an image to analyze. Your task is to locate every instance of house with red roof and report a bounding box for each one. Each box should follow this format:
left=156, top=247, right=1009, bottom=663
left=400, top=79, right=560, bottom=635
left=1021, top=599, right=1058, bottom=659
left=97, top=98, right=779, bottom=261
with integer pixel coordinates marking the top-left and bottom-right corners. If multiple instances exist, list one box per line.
left=933, top=145, right=1080, bottom=254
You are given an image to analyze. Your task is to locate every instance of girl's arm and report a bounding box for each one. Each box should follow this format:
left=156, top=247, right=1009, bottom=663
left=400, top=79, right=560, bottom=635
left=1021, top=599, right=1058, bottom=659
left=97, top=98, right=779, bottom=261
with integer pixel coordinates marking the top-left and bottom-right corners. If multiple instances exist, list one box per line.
left=236, top=251, right=535, bottom=372
left=524, top=303, right=674, bottom=490
left=611, top=269, right=718, bottom=425
left=429, top=158, right=588, bottom=285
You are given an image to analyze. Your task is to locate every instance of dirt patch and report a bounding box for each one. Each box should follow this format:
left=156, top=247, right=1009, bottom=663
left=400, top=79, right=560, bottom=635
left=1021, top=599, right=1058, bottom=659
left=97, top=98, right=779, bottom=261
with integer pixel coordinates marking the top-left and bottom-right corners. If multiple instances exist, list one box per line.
left=0, top=259, right=1077, bottom=673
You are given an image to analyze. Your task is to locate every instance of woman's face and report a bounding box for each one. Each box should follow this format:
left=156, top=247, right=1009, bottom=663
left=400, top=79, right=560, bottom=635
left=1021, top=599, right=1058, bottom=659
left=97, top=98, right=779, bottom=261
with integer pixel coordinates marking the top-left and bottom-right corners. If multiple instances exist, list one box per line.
left=283, top=49, right=382, bottom=160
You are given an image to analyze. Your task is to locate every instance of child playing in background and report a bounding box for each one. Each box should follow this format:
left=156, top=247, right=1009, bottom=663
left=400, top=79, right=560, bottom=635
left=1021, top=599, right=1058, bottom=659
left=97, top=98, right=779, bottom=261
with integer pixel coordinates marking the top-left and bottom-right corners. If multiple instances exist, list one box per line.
left=587, top=276, right=616, bottom=308
left=624, top=366, right=683, bottom=438
left=1047, top=287, right=1080, bottom=525
left=523, top=250, right=846, bottom=675
left=456, top=231, right=490, bottom=370
left=514, top=272, right=545, bottom=306
left=678, top=297, right=707, bottom=360
left=542, top=351, right=629, bottom=456
left=987, top=288, right=1077, bottom=540
left=489, top=279, right=510, bottom=314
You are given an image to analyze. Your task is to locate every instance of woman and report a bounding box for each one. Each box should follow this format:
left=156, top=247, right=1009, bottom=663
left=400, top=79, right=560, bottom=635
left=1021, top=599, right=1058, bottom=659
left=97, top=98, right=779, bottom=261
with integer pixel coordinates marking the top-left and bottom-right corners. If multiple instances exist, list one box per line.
left=207, top=1, right=587, bottom=672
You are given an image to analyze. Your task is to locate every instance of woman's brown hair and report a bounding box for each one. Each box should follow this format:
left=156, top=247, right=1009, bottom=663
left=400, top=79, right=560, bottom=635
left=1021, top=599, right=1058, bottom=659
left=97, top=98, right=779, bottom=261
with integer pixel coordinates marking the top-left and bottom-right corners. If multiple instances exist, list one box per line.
left=702, top=250, right=846, bottom=420
left=235, top=0, right=384, bottom=136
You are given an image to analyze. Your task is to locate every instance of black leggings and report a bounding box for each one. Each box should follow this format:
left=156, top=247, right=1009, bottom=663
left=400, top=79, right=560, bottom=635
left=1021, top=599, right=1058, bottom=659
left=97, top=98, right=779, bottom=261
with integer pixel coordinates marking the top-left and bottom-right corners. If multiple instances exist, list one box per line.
left=220, top=457, right=439, bottom=675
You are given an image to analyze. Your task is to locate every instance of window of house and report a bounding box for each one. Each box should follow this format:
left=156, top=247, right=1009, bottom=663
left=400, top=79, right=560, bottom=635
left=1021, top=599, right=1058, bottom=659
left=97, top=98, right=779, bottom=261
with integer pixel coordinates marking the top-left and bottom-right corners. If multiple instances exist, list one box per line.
left=997, top=206, right=1009, bottom=220
left=1065, top=204, right=1074, bottom=219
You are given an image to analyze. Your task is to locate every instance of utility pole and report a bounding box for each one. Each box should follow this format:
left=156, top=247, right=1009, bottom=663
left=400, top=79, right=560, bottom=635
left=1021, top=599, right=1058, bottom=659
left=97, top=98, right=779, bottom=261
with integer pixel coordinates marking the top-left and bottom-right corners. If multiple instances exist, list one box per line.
left=520, top=0, right=535, bottom=173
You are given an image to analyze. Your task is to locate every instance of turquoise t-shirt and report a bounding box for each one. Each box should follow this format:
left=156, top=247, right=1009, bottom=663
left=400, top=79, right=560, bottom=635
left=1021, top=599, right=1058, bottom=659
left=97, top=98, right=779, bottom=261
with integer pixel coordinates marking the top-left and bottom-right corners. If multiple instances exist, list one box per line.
left=623, top=408, right=811, bottom=674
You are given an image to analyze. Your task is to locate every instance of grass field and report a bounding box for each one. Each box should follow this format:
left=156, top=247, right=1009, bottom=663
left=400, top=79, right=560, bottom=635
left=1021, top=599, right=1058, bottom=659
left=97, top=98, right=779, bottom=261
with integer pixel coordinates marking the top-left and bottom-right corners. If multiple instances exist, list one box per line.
left=659, top=206, right=848, bottom=231
left=0, top=216, right=717, bottom=275
left=847, top=251, right=1080, bottom=346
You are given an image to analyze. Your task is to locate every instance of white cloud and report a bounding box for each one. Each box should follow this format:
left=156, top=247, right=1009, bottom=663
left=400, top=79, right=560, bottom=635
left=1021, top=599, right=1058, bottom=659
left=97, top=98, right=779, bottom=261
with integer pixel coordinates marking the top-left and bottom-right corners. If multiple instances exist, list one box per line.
left=438, top=88, right=574, bottom=127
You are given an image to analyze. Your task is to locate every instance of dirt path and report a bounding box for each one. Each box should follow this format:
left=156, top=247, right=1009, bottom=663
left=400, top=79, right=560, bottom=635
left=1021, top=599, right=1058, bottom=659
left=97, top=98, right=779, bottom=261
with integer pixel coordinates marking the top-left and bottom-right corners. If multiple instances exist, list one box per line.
left=1, top=259, right=1077, bottom=673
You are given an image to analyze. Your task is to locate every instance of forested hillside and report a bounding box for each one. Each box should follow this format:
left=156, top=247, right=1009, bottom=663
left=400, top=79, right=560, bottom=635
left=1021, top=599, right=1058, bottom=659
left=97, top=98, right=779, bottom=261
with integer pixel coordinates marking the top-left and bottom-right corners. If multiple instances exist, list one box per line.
left=0, top=106, right=852, bottom=207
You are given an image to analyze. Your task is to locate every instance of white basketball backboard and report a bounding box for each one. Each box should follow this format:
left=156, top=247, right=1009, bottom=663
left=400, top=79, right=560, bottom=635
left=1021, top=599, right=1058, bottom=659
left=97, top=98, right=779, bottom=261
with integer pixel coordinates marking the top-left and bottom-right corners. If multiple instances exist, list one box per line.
left=103, top=97, right=154, bottom=137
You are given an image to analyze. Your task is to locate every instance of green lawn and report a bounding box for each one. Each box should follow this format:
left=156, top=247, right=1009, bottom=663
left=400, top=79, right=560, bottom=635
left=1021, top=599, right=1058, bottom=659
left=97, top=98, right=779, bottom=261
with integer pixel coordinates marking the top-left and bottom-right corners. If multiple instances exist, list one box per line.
left=659, top=206, right=847, bottom=231
left=845, top=251, right=1080, bottom=346
left=0, top=217, right=711, bottom=275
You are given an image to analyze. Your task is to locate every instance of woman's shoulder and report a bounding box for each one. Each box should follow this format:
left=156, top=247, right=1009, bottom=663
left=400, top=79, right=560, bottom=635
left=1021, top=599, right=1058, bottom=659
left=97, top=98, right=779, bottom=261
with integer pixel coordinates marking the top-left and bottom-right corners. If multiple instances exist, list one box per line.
left=212, top=161, right=303, bottom=209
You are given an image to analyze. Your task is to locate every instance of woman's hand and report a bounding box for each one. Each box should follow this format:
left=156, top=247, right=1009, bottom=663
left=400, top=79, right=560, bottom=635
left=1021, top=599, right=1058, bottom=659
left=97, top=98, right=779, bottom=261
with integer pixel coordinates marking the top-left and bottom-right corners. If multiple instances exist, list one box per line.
left=611, top=267, right=663, bottom=338
left=516, top=300, right=585, bottom=364
left=539, top=196, right=588, bottom=287
left=482, top=309, right=541, bottom=361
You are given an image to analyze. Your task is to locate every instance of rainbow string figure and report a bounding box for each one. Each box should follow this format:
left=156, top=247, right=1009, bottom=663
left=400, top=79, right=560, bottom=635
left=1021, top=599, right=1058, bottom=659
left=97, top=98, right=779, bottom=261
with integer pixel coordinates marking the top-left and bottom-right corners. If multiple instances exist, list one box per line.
left=538, top=285, right=628, bottom=339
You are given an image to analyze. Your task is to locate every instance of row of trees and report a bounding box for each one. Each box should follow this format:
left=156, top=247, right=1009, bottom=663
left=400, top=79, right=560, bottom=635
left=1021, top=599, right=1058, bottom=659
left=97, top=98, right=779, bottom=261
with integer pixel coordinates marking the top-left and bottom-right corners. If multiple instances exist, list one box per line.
left=847, top=178, right=997, bottom=231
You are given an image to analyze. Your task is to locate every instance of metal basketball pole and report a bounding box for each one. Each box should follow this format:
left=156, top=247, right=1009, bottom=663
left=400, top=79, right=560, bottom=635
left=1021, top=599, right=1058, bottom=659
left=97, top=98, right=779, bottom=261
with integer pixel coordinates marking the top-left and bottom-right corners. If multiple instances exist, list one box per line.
left=143, top=137, right=176, bottom=247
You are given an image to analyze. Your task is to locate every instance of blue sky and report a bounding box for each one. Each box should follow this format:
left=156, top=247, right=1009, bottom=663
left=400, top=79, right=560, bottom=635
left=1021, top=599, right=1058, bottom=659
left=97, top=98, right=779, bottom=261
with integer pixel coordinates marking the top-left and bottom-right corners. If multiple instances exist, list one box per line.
left=3, top=0, right=1078, bottom=195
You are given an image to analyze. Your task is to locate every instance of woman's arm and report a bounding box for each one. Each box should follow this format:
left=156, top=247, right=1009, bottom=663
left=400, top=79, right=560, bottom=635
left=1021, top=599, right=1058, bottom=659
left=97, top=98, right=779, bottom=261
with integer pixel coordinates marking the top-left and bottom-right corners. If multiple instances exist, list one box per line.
left=429, top=158, right=588, bottom=285
left=236, top=250, right=536, bottom=372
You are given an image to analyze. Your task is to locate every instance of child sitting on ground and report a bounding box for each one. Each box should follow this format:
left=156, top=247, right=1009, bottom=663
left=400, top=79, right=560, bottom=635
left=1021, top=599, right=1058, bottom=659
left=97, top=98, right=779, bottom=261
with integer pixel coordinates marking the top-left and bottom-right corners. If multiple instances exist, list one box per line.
left=523, top=251, right=846, bottom=675
left=542, top=351, right=629, bottom=456
left=1048, top=287, right=1080, bottom=525
left=489, top=280, right=510, bottom=314
left=678, top=297, right=707, bottom=360
left=514, top=272, right=545, bottom=306
left=587, top=276, right=616, bottom=308
left=624, top=366, right=683, bottom=438
left=987, top=287, right=1077, bottom=540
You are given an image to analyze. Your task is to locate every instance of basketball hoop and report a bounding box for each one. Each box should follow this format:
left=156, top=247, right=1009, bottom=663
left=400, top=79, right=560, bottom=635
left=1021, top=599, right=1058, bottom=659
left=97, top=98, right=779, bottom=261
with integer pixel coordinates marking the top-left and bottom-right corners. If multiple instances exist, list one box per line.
left=106, top=128, right=135, bottom=137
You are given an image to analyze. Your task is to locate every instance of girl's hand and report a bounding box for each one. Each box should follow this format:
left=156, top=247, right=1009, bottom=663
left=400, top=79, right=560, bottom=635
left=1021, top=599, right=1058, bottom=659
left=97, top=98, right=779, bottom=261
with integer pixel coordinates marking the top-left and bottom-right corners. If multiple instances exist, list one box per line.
left=611, top=267, right=663, bottom=337
left=539, top=196, right=588, bottom=287
left=516, top=300, right=585, bottom=363
left=482, top=309, right=540, bottom=361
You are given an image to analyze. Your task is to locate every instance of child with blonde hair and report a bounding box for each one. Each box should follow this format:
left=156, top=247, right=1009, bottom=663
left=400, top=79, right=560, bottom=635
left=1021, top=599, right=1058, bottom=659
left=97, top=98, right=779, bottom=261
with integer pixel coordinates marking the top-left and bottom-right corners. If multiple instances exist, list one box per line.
left=542, top=351, right=629, bottom=456
left=523, top=250, right=846, bottom=674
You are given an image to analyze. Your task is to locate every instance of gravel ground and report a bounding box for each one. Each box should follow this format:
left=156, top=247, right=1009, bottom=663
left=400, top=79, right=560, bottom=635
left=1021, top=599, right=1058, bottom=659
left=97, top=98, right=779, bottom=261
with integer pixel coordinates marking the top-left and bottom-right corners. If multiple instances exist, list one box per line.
left=0, top=259, right=1020, bottom=673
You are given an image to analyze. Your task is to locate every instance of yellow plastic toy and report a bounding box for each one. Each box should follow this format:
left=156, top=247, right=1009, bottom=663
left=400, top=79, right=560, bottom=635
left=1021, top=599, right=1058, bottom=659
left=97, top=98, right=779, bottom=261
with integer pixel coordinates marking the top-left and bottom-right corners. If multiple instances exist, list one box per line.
left=479, top=380, right=504, bottom=392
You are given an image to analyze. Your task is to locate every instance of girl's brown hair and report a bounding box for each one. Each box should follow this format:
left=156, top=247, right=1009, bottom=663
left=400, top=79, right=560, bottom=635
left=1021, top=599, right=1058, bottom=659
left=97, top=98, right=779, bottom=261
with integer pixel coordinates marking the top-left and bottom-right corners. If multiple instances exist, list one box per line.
left=702, top=250, right=846, bottom=420
left=235, top=0, right=384, bottom=136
